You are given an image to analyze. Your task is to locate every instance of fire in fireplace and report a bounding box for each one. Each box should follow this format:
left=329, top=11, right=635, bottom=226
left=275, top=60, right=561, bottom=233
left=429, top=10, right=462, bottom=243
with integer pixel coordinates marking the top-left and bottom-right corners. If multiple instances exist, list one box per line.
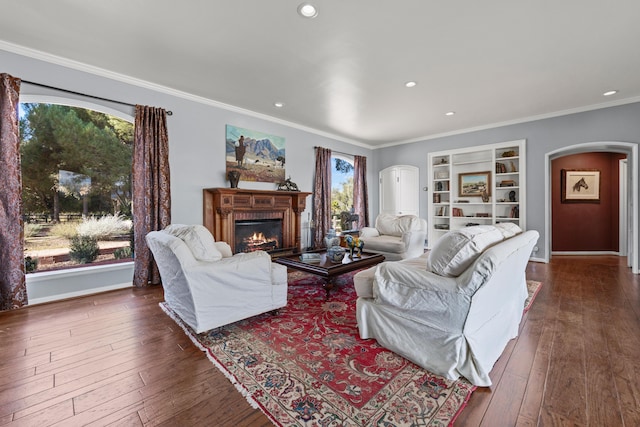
left=234, top=219, right=282, bottom=253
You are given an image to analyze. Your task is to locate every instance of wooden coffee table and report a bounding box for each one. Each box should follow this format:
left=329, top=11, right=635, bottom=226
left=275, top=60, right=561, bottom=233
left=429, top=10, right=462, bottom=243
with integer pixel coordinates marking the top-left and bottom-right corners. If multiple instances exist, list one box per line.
left=275, top=250, right=385, bottom=297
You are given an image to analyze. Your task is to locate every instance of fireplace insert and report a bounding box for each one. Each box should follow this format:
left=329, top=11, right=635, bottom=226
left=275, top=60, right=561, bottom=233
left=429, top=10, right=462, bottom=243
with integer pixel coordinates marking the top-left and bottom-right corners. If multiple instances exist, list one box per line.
left=234, top=219, right=282, bottom=253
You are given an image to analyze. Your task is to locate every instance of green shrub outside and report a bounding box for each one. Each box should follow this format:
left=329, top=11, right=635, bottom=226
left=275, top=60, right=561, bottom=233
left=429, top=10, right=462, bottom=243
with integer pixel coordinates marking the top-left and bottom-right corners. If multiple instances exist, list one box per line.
left=24, top=256, right=38, bottom=273
left=69, top=235, right=100, bottom=264
left=113, top=246, right=133, bottom=259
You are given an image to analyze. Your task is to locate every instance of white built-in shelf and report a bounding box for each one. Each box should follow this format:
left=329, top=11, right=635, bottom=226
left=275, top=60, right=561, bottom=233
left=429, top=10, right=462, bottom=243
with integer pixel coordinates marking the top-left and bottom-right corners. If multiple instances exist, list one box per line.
left=427, top=139, right=526, bottom=249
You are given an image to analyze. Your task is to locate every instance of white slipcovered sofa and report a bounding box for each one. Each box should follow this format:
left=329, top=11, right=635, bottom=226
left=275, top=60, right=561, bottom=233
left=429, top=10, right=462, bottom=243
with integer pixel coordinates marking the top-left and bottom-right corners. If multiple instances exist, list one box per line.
left=146, top=224, right=288, bottom=333
left=354, top=224, right=538, bottom=386
left=358, top=214, right=427, bottom=261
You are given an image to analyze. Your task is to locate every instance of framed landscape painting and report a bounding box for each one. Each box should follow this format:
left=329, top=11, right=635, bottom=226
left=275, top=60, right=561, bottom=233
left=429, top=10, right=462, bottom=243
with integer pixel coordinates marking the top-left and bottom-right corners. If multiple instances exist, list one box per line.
left=225, top=125, right=286, bottom=183
left=561, top=169, right=600, bottom=203
left=458, top=171, right=491, bottom=197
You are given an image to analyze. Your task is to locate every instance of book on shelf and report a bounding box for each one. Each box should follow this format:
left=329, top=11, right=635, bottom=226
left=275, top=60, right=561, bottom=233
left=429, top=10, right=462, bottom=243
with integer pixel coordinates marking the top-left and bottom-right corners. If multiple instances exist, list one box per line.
left=452, top=207, right=464, bottom=217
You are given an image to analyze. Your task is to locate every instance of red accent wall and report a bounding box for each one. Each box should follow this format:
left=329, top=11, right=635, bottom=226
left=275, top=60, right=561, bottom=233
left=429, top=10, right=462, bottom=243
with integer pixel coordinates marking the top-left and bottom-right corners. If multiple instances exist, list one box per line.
left=552, top=152, right=626, bottom=251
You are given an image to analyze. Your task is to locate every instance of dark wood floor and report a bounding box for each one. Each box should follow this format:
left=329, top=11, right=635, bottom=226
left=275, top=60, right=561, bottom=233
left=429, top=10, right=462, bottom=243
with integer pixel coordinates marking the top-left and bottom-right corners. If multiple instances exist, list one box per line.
left=1, top=256, right=639, bottom=426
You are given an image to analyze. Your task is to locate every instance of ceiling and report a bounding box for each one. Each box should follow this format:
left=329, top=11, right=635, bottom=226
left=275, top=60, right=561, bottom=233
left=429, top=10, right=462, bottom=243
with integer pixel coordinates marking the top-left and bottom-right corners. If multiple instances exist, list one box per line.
left=2, top=1, right=640, bottom=148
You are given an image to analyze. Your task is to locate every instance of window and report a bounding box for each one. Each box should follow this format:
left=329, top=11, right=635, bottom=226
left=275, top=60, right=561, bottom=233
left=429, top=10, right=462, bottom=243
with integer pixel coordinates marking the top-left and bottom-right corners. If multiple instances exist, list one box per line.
left=20, top=102, right=134, bottom=273
left=330, top=155, right=354, bottom=232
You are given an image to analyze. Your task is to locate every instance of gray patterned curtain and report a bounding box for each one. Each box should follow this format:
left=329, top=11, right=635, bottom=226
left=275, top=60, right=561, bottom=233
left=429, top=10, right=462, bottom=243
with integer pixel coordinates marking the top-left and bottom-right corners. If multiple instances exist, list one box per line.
left=0, top=73, right=27, bottom=310
left=353, top=155, right=369, bottom=229
left=132, top=105, right=171, bottom=288
left=313, top=147, right=332, bottom=248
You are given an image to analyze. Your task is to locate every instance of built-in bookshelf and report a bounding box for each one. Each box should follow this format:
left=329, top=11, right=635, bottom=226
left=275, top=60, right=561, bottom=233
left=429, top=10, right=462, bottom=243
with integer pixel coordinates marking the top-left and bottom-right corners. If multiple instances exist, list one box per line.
left=427, top=140, right=526, bottom=248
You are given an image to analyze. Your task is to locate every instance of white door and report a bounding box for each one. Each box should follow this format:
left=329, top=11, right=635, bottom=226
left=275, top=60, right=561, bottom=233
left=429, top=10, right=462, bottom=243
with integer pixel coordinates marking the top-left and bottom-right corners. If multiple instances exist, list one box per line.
left=397, top=166, right=419, bottom=216
left=619, top=159, right=627, bottom=256
left=379, top=165, right=419, bottom=216
left=379, top=167, right=397, bottom=215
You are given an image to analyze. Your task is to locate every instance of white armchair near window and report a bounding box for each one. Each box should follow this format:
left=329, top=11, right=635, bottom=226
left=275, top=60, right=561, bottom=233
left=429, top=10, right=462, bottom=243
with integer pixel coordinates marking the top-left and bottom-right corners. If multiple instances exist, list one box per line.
left=358, top=214, right=427, bottom=261
left=145, top=224, right=287, bottom=333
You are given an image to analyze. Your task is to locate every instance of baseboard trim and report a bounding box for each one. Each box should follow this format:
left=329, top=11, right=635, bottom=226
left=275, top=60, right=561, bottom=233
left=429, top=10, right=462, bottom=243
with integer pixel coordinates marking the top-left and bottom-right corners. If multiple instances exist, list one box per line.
left=551, top=251, right=620, bottom=256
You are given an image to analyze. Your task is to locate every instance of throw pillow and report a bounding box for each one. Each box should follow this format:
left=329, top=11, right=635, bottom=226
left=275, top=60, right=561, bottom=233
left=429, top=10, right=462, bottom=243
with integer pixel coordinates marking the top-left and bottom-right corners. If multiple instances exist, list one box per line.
left=213, top=241, right=233, bottom=258
left=494, top=222, right=522, bottom=239
left=164, top=224, right=222, bottom=261
left=427, top=225, right=504, bottom=277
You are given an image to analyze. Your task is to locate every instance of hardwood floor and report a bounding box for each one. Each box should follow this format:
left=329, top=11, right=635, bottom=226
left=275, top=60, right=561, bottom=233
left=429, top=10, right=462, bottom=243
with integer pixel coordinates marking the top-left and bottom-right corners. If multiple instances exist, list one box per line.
left=1, top=256, right=638, bottom=426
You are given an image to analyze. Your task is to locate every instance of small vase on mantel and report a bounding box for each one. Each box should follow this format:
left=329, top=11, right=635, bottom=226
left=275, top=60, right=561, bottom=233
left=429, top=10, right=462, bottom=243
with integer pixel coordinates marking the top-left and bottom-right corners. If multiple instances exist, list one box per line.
left=227, top=171, right=241, bottom=188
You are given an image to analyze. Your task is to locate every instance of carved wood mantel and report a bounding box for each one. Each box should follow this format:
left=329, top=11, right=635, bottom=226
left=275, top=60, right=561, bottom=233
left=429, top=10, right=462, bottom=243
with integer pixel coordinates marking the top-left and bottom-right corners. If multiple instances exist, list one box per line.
left=203, top=188, right=312, bottom=253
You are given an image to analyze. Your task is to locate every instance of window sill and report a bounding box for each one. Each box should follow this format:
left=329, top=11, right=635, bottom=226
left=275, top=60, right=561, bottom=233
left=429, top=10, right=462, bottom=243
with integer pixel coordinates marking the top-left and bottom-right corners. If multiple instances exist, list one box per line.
left=26, top=261, right=134, bottom=305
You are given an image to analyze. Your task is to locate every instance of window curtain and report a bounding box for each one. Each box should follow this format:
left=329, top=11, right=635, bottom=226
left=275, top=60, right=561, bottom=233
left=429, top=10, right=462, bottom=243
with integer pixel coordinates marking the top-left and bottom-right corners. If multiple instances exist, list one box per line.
left=353, top=155, right=369, bottom=229
left=313, top=147, right=332, bottom=247
left=132, top=105, right=171, bottom=288
left=0, top=73, right=27, bottom=310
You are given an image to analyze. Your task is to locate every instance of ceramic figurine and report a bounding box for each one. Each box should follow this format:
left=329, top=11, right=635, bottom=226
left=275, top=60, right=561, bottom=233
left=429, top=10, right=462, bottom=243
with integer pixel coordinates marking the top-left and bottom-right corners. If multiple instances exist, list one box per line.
left=345, top=234, right=364, bottom=258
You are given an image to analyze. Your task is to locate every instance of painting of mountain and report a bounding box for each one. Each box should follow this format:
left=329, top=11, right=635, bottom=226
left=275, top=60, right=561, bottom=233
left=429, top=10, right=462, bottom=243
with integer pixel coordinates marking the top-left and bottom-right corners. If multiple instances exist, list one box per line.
left=225, top=125, right=286, bottom=184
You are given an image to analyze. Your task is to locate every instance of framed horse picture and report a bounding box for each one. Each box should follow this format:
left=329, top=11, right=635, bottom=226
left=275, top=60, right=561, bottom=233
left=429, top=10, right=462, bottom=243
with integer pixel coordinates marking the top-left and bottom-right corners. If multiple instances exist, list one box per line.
left=561, top=169, right=600, bottom=203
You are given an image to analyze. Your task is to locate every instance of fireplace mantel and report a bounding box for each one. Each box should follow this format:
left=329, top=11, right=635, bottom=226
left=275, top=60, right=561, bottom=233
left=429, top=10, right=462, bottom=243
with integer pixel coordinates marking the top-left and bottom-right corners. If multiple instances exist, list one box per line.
left=203, top=188, right=312, bottom=254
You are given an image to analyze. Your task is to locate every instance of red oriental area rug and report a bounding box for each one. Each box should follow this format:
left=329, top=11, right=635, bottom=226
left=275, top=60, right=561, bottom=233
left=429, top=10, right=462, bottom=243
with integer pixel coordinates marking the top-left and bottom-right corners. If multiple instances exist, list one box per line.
left=160, top=271, right=541, bottom=426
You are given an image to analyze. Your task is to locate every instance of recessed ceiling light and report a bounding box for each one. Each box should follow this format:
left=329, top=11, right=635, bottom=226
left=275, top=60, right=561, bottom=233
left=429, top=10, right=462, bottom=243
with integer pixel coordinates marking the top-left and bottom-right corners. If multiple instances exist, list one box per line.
left=297, top=3, right=318, bottom=18
left=445, top=111, right=455, bottom=116
left=274, top=102, right=285, bottom=108
left=405, top=81, right=417, bottom=88
left=603, top=90, right=618, bottom=96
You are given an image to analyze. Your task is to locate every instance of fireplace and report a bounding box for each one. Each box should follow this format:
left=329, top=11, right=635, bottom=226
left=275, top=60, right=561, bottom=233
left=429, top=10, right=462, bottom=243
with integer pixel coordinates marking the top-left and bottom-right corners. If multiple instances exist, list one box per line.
left=235, top=219, right=282, bottom=253
left=203, top=188, right=311, bottom=256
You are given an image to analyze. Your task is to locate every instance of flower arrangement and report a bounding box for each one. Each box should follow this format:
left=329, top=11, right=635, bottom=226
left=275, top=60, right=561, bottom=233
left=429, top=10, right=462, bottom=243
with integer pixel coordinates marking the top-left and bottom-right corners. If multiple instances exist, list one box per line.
left=344, top=234, right=364, bottom=258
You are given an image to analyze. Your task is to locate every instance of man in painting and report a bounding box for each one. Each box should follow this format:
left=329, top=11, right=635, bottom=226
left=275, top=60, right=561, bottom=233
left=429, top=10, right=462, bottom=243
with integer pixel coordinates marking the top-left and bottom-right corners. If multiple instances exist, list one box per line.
left=235, top=135, right=246, bottom=166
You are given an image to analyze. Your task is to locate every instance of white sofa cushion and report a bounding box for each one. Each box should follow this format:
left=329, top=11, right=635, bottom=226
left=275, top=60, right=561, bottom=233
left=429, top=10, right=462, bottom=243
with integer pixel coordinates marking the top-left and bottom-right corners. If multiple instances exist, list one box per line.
left=375, top=214, right=423, bottom=237
left=164, top=224, right=222, bottom=261
left=427, top=225, right=504, bottom=277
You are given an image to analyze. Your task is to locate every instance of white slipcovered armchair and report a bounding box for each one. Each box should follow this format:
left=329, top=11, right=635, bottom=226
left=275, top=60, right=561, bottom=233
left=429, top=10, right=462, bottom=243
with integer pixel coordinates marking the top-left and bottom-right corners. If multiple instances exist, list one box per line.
left=358, top=214, right=427, bottom=261
left=146, top=224, right=287, bottom=333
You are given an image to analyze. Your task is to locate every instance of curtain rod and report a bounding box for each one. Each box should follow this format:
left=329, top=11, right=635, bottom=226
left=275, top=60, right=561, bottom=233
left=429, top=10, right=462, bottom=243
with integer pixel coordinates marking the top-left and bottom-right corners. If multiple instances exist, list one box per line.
left=314, top=146, right=355, bottom=157
left=21, top=80, right=173, bottom=116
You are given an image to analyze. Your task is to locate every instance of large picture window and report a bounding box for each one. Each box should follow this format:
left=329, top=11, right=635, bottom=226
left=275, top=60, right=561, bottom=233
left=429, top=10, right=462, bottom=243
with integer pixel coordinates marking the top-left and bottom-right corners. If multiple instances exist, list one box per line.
left=20, top=103, right=134, bottom=272
left=330, top=155, right=354, bottom=232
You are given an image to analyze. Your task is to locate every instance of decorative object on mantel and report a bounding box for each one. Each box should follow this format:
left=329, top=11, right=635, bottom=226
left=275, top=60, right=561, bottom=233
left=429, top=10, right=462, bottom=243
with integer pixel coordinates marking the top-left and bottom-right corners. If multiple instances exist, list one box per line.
left=277, top=176, right=300, bottom=191
left=227, top=170, right=241, bottom=188
left=345, top=234, right=364, bottom=258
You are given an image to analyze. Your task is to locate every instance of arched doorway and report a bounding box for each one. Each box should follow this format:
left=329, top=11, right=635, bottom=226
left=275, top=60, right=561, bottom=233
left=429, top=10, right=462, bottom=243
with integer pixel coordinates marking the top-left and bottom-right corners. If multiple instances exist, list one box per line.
left=545, top=142, right=638, bottom=274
